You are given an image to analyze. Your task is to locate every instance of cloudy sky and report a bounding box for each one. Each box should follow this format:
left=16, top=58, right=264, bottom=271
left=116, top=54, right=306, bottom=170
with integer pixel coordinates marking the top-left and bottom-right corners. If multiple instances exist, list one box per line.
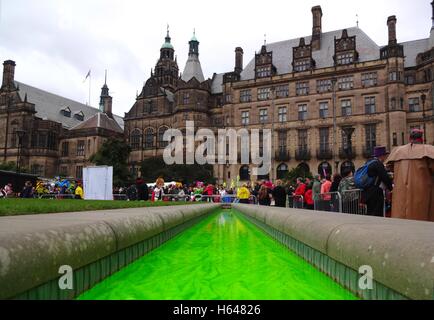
left=0, top=0, right=432, bottom=116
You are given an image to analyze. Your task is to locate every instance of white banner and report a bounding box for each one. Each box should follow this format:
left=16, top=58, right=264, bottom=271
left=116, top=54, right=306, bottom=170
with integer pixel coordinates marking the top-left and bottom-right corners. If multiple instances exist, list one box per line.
left=83, top=166, right=113, bottom=201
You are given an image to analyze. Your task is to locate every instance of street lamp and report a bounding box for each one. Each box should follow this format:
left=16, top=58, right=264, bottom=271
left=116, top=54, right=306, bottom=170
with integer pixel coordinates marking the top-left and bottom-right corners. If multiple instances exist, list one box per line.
left=3, top=93, right=12, bottom=163
left=421, top=93, right=427, bottom=144
left=16, top=129, right=26, bottom=173
left=331, top=77, right=339, bottom=174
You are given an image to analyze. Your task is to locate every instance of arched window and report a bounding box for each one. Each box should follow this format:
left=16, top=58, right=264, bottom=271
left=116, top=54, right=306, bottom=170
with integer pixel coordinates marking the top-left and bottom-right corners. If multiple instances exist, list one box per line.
left=297, top=163, right=310, bottom=177
left=239, top=165, right=250, bottom=181
left=130, top=129, right=142, bottom=150
left=318, top=162, right=332, bottom=179
left=341, top=161, right=355, bottom=175
left=144, top=128, right=155, bottom=149
left=158, top=126, right=169, bottom=148
left=10, top=120, right=19, bottom=147
left=277, top=163, right=289, bottom=180
left=11, top=128, right=17, bottom=148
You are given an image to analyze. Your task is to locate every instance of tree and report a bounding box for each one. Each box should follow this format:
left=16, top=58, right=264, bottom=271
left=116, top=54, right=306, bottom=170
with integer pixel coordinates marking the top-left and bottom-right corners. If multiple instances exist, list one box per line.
left=89, top=138, right=131, bottom=186
left=285, top=166, right=313, bottom=186
left=0, top=162, right=31, bottom=174
left=140, top=157, right=216, bottom=185
left=0, top=162, right=17, bottom=171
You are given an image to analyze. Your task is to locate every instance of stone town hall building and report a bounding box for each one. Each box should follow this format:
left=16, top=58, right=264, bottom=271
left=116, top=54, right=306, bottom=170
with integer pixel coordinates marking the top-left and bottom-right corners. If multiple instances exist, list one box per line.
left=1, top=4, right=433, bottom=183
left=125, top=3, right=434, bottom=183
left=0, top=64, right=124, bottom=179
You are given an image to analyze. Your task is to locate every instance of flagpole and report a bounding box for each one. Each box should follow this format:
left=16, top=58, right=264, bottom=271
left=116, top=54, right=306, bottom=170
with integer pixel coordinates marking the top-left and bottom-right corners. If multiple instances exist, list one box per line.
left=89, top=72, right=91, bottom=106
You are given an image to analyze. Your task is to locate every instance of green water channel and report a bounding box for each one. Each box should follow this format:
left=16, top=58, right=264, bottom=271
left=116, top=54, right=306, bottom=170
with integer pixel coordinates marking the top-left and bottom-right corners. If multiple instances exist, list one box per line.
left=78, top=210, right=358, bottom=300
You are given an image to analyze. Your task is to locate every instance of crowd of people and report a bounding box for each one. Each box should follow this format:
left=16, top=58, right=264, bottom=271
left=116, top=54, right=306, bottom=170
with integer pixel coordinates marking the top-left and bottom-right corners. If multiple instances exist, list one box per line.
left=1, top=157, right=392, bottom=218
left=120, top=144, right=394, bottom=218
left=0, top=179, right=84, bottom=199
left=3, top=129, right=432, bottom=222
left=0, top=183, right=14, bottom=198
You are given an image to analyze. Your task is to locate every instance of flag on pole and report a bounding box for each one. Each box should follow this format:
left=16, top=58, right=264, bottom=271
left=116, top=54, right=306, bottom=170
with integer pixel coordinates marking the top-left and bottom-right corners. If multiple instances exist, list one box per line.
left=83, top=69, right=91, bottom=82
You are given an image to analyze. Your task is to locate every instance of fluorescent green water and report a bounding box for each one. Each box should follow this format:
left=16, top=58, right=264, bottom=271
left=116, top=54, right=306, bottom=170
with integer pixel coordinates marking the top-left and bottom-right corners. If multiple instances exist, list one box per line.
left=78, top=210, right=358, bottom=300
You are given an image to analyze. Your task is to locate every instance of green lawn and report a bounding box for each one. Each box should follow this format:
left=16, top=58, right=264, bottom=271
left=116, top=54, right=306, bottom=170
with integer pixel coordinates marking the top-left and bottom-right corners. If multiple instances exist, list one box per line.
left=0, top=199, right=197, bottom=217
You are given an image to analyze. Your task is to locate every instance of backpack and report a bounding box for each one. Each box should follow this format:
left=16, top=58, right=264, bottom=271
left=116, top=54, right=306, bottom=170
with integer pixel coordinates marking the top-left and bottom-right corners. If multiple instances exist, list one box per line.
left=354, top=159, right=378, bottom=190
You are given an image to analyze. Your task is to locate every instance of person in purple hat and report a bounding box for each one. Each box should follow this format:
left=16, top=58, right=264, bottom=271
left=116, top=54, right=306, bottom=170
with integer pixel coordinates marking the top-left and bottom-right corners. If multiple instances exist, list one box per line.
left=364, top=146, right=394, bottom=217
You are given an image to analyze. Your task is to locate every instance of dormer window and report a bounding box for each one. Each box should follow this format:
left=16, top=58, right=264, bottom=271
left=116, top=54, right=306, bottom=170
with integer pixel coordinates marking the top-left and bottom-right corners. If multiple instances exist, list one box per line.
left=336, top=52, right=354, bottom=65
left=292, top=38, right=315, bottom=72
left=74, top=111, right=84, bottom=121
left=334, top=30, right=359, bottom=66
left=294, top=59, right=312, bottom=72
left=61, top=107, right=71, bottom=118
left=255, top=45, right=276, bottom=79
left=256, top=66, right=272, bottom=78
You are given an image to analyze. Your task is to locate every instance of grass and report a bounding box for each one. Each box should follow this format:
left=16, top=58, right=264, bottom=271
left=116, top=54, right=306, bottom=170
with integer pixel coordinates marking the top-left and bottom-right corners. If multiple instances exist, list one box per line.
left=0, top=199, right=197, bottom=217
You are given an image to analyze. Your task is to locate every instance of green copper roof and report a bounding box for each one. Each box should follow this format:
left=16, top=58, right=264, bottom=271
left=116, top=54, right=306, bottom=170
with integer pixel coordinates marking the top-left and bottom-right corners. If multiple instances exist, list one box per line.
left=190, top=34, right=198, bottom=42
left=162, top=40, right=174, bottom=49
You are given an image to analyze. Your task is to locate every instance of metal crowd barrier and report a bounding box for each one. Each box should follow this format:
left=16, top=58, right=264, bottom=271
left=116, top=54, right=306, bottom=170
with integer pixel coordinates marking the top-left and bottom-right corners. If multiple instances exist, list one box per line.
left=313, top=191, right=358, bottom=214
left=314, top=192, right=342, bottom=213
left=39, top=194, right=76, bottom=200
left=156, top=194, right=259, bottom=205
left=39, top=194, right=130, bottom=200
left=160, top=194, right=192, bottom=202
left=288, top=195, right=304, bottom=209
left=341, top=190, right=367, bottom=215
left=312, top=189, right=383, bottom=216
left=113, top=194, right=128, bottom=201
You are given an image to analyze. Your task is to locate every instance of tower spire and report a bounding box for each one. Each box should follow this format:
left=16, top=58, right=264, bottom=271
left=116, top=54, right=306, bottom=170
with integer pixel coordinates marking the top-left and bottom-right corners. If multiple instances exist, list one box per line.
left=161, top=25, right=174, bottom=52
left=189, top=29, right=199, bottom=56
left=99, top=72, right=110, bottom=112
left=182, top=30, right=205, bottom=82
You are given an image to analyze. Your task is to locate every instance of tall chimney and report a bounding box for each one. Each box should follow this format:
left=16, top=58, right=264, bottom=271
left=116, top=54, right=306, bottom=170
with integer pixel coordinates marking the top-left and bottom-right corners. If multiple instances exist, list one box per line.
left=2, top=60, right=16, bottom=90
left=387, top=16, right=397, bottom=45
left=311, top=6, right=323, bottom=51
left=235, top=47, right=244, bottom=74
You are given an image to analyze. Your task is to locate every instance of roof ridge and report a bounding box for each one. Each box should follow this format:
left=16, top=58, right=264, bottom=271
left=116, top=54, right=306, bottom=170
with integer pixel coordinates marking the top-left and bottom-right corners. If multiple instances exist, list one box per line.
left=399, top=37, right=430, bottom=45
left=16, top=81, right=123, bottom=120
left=265, top=26, right=362, bottom=47
left=15, top=81, right=98, bottom=111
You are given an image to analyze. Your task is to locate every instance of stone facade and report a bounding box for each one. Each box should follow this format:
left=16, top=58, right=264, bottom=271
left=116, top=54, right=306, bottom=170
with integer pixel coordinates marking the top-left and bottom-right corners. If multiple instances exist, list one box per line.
left=125, top=4, right=434, bottom=184
left=0, top=61, right=123, bottom=179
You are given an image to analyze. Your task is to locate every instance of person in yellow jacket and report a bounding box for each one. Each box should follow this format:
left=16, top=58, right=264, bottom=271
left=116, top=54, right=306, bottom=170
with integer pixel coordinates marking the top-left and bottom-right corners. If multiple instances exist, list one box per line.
left=75, top=182, right=84, bottom=200
left=237, top=184, right=251, bottom=204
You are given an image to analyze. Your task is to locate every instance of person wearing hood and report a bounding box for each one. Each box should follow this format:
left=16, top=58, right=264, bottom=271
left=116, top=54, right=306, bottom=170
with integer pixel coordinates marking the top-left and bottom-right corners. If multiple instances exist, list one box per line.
left=387, top=129, right=434, bottom=221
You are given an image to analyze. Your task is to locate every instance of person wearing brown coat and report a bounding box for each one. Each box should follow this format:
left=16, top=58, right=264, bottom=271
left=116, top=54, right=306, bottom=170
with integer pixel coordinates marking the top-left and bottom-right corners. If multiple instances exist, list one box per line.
left=386, top=129, right=434, bottom=222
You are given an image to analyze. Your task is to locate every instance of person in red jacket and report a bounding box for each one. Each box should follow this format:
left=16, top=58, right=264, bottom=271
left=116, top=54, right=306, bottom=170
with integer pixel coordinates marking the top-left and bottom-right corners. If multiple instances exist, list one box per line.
left=304, top=183, right=314, bottom=210
left=293, top=178, right=306, bottom=208
left=203, top=184, right=215, bottom=202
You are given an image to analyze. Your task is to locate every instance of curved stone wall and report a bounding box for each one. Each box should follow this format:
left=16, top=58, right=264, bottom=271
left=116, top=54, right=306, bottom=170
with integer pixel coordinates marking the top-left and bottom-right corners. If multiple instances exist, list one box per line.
left=0, top=204, right=219, bottom=299
left=233, top=204, right=434, bottom=300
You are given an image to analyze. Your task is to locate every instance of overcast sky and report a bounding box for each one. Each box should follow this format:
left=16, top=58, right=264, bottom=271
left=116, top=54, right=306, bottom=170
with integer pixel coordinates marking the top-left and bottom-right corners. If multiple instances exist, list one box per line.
left=0, top=0, right=432, bottom=116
